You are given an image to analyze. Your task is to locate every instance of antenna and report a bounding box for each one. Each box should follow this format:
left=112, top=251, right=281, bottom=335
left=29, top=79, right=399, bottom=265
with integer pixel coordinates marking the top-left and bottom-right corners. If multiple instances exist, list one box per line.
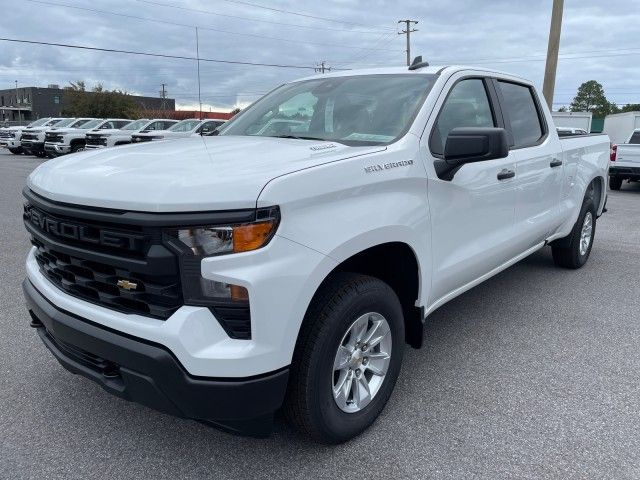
left=408, top=55, right=429, bottom=71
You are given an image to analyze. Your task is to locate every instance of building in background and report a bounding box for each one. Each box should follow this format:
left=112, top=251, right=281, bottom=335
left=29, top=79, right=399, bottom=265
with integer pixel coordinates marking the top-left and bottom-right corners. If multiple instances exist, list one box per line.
left=0, top=85, right=175, bottom=122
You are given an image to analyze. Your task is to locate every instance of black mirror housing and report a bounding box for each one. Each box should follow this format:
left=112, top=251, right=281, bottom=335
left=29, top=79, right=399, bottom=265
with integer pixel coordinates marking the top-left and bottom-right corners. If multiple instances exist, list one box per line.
left=435, top=127, right=509, bottom=180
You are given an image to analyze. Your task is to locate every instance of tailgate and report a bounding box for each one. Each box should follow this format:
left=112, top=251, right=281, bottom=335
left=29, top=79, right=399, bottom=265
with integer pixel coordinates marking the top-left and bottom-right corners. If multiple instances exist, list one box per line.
left=617, top=144, right=640, bottom=163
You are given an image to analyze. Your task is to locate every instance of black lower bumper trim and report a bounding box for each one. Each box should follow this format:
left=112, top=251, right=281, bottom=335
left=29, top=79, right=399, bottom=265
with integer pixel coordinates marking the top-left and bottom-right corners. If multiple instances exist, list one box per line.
left=23, top=279, right=289, bottom=437
left=610, top=166, right=640, bottom=179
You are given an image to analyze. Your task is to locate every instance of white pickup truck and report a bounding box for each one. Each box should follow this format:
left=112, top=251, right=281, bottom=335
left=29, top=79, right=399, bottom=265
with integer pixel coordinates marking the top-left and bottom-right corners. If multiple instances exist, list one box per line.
left=130, top=118, right=225, bottom=143
left=22, top=64, right=609, bottom=443
left=44, top=118, right=132, bottom=157
left=84, top=118, right=179, bottom=149
left=609, top=128, right=640, bottom=190
left=19, top=118, right=66, bottom=157
left=1, top=118, right=58, bottom=154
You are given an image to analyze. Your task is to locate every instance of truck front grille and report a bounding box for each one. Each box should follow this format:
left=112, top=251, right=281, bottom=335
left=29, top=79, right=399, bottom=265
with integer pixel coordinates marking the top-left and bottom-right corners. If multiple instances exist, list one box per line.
left=85, top=134, right=106, bottom=146
left=22, top=132, right=38, bottom=141
left=24, top=200, right=183, bottom=320
left=45, top=132, right=64, bottom=143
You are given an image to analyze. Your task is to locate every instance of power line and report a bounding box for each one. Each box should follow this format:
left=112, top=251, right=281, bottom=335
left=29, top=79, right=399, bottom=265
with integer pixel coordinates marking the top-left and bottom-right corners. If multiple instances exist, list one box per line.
left=23, top=0, right=400, bottom=52
left=0, top=37, right=322, bottom=70
left=217, top=0, right=396, bottom=31
left=133, top=0, right=389, bottom=35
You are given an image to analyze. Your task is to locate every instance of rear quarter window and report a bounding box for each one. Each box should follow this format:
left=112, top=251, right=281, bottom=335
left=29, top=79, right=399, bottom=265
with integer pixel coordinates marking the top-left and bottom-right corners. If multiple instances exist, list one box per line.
left=497, top=81, right=545, bottom=148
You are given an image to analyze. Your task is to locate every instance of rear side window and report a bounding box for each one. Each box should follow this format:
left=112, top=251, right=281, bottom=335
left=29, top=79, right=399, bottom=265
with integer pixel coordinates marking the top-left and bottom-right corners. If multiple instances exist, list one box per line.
left=629, top=132, right=640, bottom=144
left=497, top=81, right=544, bottom=148
left=430, top=79, right=495, bottom=156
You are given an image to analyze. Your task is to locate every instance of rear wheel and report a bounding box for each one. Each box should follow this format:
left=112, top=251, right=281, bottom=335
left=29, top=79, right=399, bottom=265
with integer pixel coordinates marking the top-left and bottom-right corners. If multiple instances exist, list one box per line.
left=551, top=195, right=597, bottom=269
left=285, top=273, right=405, bottom=444
left=609, top=177, right=623, bottom=191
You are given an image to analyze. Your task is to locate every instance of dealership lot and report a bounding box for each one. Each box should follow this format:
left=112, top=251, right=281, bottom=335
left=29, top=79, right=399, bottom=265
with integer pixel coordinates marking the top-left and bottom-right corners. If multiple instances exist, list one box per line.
left=1, top=150, right=640, bottom=478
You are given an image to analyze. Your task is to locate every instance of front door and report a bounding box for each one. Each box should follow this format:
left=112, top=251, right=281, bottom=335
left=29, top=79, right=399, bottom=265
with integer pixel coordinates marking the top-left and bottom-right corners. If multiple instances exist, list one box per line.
left=425, top=77, right=520, bottom=306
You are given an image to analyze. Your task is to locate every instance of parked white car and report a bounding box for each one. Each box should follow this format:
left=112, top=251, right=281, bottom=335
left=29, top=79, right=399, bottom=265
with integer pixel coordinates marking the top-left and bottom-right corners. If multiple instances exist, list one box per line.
left=42, top=118, right=97, bottom=156
left=22, top=64, right=609, bottom=443
left=0, top=118, right=56, bottom=154
left=85, top=118, right=179, bottom=149
left=44, top=119, right=132, bottom=157
left=609, top=128, right=640, bottom=190
left=603, top=111, right=640, bottom=145
left=131, top=118, right=225, bottom=143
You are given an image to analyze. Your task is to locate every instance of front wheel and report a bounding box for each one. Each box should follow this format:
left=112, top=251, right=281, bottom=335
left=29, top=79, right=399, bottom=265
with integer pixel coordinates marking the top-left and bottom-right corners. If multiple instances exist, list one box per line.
left=551, top=196, right=597, bottom=269
left=8, top=147, right=22, bottom=155
left=285, top=273, right=405, bottom=444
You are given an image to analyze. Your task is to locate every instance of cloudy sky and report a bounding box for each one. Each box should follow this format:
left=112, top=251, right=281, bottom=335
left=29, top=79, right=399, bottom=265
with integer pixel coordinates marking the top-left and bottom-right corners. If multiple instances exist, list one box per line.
left=2, top=0, right=639, bottom=112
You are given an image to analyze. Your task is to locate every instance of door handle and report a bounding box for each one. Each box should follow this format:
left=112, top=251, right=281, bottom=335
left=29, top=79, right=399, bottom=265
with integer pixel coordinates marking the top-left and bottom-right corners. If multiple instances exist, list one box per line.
left=550, top=158, right=563, bottom=168
left=497, top=169, right=515, bottom=180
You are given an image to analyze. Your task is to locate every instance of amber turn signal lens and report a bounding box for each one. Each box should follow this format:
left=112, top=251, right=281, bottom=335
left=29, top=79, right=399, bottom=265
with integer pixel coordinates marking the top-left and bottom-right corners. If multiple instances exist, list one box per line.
left=232, top=221, right=276, bottom=253
left=230, top=284, right=249, bottom=301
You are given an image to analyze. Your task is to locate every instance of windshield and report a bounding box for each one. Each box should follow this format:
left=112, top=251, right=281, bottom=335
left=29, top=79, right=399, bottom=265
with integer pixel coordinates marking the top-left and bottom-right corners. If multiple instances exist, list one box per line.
left=54, top=118, right=77, bottom=128
left=82, top=119, right=103, bottom=129
left=220, top=74, right=436, bottom=146
left=46, top=119, right=64, bottom=126
left=169, top=120, right=201, bottom=132
left=28, top=118, right=51, bottom=127
left=122, top=119, right=149, bottom=131
left=70, top=119, right=92, bottom=128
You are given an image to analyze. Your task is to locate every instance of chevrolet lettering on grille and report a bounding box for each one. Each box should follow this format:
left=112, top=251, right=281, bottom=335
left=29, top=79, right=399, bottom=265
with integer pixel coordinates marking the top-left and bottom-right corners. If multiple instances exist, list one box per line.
left=24, top=205, right=146, bottom=252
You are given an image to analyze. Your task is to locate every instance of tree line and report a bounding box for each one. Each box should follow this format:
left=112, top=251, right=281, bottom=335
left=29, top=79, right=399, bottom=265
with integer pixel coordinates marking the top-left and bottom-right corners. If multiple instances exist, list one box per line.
left=560, top=80, right=640, bottom=117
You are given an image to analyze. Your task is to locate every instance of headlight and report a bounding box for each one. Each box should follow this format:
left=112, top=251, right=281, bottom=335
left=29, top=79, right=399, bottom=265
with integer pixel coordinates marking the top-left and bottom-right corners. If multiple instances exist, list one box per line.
left=164, top=206, right=280, bottom=340
left=176, top=220, right=276, bottom=256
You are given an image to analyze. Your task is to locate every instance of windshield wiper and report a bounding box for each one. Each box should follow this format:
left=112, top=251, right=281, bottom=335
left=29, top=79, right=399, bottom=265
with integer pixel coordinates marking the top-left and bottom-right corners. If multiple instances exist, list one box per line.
left=270, top=134, right=346, bottom=144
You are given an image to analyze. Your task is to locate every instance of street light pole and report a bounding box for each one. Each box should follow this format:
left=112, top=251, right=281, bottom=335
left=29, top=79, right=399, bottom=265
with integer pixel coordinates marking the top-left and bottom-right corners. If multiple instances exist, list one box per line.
left=542, top=0, right=564, bottom=110
left=15, top=80, right=21, bottom=123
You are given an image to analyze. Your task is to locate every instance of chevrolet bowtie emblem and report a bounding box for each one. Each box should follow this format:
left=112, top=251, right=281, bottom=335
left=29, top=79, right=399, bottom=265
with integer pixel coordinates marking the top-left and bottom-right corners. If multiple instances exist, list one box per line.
left=117, top=279, right=138, bottom=291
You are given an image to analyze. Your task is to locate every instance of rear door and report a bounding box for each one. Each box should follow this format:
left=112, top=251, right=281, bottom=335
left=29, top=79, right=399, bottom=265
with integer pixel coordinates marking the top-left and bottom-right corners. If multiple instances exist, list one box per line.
left=426, top=76, right=520, bottom=305
left=495, top=79, right=563, bottom=249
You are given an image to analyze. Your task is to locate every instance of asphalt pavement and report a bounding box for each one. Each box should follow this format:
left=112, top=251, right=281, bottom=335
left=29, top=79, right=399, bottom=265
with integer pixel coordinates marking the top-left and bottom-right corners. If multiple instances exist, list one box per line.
left=1, top=150, right=639, bottom=479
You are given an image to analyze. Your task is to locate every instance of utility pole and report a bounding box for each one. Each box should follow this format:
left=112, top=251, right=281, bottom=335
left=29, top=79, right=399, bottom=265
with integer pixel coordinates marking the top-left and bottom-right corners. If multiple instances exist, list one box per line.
left=15, top=80, right=21, bottom=123
left=195, top=27, right=202, bottom=120
left=160, top=83, right=167, bottom=111
left=398, top=20, right=418, bottom=66
left=315, top=61, right=331, bottom=74
left=542, top=0, right=564, bottom=110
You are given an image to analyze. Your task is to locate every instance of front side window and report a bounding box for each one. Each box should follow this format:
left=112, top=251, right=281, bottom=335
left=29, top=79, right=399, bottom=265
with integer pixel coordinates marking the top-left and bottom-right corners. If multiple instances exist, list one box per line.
left=220, top=74, right=436, bottom=146
left=430, top=78, right=495, bottom=156
left=497, top=81, right=544, bottom=148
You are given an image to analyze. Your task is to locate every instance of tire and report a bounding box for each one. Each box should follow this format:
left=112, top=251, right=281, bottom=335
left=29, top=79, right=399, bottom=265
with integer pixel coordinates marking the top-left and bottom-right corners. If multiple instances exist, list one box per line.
left=609, top=177, right=622, bottom=191
left=551, top=195, right=597, bottom=269
left=8, top=147, right=22, bottom=155
left=284, top=273, right=405, bottom=444
left=71, top=143, right=84, bottom=153
left=34, top=151, right=47, bottom=158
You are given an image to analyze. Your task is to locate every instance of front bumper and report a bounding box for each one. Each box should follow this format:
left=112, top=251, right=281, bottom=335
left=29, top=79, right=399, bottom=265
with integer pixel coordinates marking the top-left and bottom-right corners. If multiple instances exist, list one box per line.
left=23, top=279, right=289, bottom=436
left=0, top=138, right=20, bottom=148
left=44, top=142, right=71, bottom=155
left=21, top=140, right=44, bottom=154
left=610, top=164, right=640, bottom=180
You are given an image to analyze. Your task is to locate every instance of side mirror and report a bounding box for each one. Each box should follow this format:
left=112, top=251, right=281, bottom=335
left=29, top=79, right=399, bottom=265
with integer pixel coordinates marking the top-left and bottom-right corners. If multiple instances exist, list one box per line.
left=434, top=127, right=509, bottom=180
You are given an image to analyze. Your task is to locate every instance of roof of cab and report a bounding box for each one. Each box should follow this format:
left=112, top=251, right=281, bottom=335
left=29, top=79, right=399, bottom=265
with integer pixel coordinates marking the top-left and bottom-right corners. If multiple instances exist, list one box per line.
left=293, top=65, right=530, bottom=84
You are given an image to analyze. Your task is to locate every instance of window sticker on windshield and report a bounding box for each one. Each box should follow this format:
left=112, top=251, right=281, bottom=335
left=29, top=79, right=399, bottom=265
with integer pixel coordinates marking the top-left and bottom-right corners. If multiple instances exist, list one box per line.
left=343, top=133, right=394, bottom=142
left=325, top=98, right=335, bottom=133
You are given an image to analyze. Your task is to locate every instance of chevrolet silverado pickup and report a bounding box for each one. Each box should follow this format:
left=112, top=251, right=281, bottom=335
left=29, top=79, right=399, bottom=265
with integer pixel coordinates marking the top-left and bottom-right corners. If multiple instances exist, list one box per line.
left=20, top=118, right=65, bottom=157
left=85, top=119, right=179, bottom=150
left=131, top=118, right=225, bottom=143
left=44, top=118, right=131, bottom=157
left=0, top=117, right=56, bottom=154
left=609, top=128, right=640, bottom=190
left=22, top=63, right=609, bottom=444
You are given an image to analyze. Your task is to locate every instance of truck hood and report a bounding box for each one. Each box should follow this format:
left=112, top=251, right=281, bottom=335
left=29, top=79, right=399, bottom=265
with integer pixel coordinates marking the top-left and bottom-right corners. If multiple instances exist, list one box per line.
left=28, top=135, right=385, bottom=212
